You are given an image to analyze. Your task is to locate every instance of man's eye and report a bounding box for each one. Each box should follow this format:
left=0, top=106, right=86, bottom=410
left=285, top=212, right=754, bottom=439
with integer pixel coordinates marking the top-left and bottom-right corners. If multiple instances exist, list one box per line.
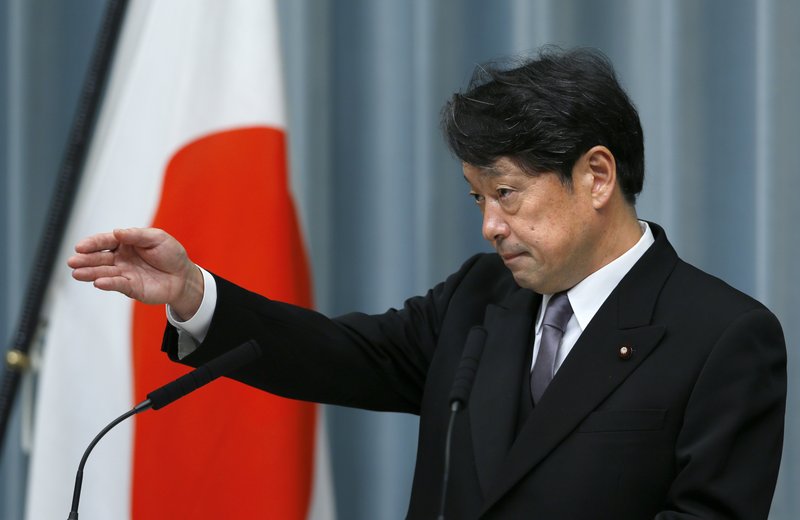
left=497, top=188, right=513, bottom=199
left=469, top=192, right=484, bottom=204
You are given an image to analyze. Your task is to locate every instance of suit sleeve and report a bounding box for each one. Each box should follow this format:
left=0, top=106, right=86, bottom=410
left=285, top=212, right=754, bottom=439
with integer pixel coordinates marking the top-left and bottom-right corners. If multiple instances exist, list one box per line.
left=655, top=308, right=787, bottom=520
left=162, top=254, right=485, bottom=414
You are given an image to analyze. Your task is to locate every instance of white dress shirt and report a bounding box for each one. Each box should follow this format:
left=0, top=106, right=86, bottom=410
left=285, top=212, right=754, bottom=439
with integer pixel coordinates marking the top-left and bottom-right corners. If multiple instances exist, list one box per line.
left=530, top=221, right=655, bottom=372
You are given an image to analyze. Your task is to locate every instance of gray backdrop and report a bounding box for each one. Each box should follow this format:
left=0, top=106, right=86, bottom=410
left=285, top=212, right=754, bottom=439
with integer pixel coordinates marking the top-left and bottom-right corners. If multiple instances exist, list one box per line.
left=2, top=1, right=798, bottom=519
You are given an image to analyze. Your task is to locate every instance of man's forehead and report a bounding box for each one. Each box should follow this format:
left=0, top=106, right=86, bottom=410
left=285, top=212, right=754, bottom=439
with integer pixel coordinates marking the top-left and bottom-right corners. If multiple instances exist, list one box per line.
left=463, top=159, right=524, bottom=181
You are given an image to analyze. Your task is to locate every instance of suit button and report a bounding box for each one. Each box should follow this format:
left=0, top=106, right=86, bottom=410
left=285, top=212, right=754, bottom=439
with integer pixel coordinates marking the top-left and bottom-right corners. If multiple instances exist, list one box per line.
left=618, top=345, right=633, bottom=360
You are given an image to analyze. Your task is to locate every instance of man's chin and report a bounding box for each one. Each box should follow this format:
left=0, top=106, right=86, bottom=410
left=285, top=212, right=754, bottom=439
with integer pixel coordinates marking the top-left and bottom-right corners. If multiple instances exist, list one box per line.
left=507, top=268, right=541, bottom=292
left=505, top=265, right=556, bottom=293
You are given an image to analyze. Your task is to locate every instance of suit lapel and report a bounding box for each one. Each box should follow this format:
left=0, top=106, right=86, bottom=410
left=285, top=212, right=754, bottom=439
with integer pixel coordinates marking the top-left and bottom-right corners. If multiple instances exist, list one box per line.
left=478, top=223, right=679, bottom=514
left=469, top=288, right=540, bottom=496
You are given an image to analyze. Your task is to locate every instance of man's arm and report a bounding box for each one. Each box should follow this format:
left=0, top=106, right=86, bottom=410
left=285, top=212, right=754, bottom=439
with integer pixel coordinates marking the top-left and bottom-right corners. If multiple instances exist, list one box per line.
left=162, top=254, right=490, bottom=414
left=162, top=272, right=439, bottom=413
left=656, top=308, right=786, bottom=519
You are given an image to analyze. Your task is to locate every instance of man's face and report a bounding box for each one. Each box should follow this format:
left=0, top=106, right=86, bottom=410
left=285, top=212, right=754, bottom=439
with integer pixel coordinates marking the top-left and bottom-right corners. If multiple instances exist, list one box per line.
left=463, top=157, right=600, bottom=294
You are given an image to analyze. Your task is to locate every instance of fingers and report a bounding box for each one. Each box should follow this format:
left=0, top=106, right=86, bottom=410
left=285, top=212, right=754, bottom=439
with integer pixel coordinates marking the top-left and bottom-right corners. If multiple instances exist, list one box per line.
left=113, top=227, right=172, bottom=248
left=68, top=227, right=181, bottom=303
left=67, top=250, right=117, bottom=269
left=93, top=275, right=134, bottom=298
left=73, top=228, right=170, bottom=256
left=71, top=265, right=122, bottom=282
left=70, top=265, right=134, bottom=299
left=73, top=232, right=119, bottom=254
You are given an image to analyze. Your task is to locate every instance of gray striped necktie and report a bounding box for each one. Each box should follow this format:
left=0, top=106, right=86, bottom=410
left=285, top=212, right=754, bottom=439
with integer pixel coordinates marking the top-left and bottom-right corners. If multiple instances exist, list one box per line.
left=530, top=292, right=573, bottom=404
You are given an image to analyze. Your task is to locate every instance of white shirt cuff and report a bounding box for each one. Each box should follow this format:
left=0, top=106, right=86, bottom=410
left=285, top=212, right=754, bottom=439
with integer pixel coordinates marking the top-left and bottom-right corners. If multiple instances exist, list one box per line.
left=166, top=266, right=217, bottom=358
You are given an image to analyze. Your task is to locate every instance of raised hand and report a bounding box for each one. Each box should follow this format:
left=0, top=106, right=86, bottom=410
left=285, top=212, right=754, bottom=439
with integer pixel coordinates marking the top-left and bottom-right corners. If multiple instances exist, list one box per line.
left=68, top=228, right=204, bottom=320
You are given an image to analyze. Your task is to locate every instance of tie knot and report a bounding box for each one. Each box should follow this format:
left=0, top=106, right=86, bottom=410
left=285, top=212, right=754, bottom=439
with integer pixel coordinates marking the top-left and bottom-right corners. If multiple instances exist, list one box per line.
left=543, top=291, right=573, bottom=333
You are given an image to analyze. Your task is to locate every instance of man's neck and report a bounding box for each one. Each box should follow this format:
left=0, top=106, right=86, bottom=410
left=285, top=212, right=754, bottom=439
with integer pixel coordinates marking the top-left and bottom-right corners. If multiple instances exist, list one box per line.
left=590, top=212, right=644, bottom=274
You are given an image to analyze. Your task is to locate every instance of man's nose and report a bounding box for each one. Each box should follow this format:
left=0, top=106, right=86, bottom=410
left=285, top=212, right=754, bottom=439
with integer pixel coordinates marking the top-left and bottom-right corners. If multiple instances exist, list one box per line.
left=482, top=202, right=510, bottom=243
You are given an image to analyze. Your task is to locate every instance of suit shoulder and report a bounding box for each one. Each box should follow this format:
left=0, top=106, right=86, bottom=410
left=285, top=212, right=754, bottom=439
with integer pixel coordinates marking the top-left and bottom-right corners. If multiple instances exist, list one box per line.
left=660, top=262, right=784, bottom=343
left=670, top=260, right=767, bottom=313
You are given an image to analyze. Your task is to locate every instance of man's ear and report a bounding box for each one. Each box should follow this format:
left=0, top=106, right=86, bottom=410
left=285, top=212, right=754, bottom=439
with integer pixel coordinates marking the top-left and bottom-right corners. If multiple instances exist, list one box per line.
left=582, top=145, right=617, bottom=210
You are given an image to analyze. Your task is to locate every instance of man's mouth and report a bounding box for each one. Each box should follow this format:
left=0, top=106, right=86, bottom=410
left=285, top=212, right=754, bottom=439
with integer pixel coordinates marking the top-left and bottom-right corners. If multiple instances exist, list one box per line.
left=500, top=251, right=525, bottom=262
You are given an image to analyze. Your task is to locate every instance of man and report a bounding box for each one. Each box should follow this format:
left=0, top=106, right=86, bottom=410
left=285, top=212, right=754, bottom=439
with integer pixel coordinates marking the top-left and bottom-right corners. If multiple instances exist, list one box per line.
left=69, top=48, right=786, bottom=519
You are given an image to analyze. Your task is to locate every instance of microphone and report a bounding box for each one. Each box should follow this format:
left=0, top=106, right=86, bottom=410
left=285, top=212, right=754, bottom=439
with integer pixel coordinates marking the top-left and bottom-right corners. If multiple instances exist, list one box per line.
left=145, top=338, right=262, bottom=410
left=438, top=326, right=487, bottom=520
left=67, top=339, right=262, bottom=519
left=448, top=326, right=487, bottom=411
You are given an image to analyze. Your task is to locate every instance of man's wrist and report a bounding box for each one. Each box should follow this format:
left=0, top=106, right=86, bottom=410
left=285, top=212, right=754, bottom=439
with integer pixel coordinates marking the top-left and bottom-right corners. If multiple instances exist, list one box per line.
left=166, top=267, right=216, bottom=344
left=170, top=264, right=205, bottom=321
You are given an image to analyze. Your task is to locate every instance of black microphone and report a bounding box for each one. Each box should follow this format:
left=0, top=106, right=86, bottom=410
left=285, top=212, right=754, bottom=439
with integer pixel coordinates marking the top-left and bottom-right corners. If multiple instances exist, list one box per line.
left=438, top=326, right=487, bottom=520
left=67, top=339, right=262, bottom=519
left=145, top=339, right=262, bottom=410
left=448, top=326, right=487, bottom=411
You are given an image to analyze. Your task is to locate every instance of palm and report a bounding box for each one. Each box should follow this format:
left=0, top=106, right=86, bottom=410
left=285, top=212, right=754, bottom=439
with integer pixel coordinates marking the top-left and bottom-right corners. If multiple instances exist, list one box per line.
left=112, top=237, right=188, bottom=304
left=68, top=228, right=199, bottom=312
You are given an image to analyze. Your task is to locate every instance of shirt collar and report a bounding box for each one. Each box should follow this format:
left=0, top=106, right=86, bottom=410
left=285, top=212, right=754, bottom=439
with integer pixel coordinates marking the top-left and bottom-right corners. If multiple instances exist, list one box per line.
left=536, top=221, right=655, bottom=333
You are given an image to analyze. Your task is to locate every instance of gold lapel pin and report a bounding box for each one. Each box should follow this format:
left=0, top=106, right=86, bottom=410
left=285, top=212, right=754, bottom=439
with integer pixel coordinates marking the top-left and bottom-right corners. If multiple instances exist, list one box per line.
left=618, top=345, right=633, bottom=360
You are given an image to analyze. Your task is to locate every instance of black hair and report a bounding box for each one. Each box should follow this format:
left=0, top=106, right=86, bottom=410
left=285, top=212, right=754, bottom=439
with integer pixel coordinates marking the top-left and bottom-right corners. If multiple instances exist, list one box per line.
left=442, top=47, right=644, bottom=204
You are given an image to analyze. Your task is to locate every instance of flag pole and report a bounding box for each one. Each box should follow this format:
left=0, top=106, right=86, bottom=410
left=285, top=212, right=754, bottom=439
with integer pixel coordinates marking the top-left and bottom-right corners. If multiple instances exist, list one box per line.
left=0, top=0, right=130, bottom=457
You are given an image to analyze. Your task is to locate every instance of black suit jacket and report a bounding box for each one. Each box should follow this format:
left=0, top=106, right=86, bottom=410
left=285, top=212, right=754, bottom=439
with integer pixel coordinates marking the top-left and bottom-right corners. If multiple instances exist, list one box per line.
left=165, top=223, right=786, bottom=519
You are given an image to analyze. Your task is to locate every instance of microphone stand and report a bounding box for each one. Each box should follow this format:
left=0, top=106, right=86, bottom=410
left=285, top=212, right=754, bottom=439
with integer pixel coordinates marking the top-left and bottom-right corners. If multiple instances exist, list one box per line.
left=67, top=400, right=152, bottom=519
left=437, top=326, right=487, bottom=520
left=437, top=400, right=461, bottom=520
left=65, top=339, right=261, bottom=518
